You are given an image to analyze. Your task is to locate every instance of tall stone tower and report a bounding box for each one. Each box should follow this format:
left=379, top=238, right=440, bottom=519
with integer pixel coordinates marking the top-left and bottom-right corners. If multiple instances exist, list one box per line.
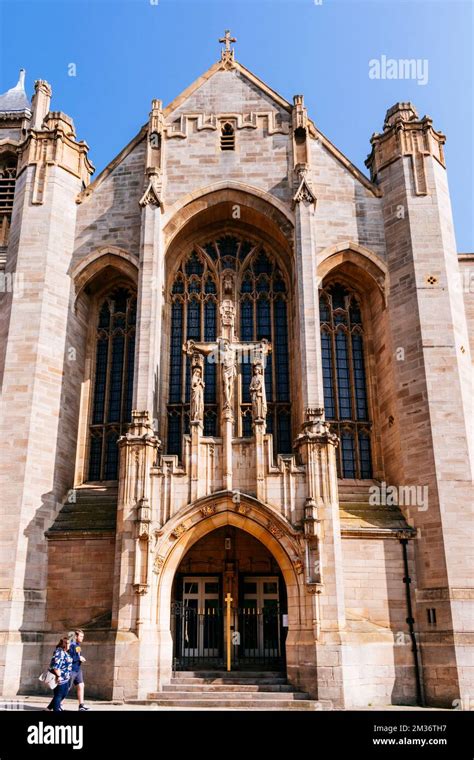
left=0, top=72, right=93, bottom=693
left=367, top=103, right=473, bottom=706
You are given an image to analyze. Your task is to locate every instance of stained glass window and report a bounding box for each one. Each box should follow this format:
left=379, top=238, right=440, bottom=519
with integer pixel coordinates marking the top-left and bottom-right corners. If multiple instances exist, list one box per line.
left=167, top=250, right=218, bottom=457
left=239, top=249, right=291, bottom=454
left=88, top=286, right=136, bottom=481
left=319, top=282, right=372, bottom=479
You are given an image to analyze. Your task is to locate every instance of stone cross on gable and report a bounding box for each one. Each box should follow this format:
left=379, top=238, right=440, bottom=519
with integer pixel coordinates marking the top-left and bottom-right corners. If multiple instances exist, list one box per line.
left=219, top=30, right=236, bottom=53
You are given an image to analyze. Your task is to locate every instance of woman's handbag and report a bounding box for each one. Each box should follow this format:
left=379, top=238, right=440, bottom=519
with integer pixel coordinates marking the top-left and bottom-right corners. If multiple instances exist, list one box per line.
left=39, top=670, right=57, bottom=689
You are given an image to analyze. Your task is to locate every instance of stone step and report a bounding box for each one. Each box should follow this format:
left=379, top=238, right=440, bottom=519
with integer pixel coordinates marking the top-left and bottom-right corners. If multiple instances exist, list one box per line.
left=165, top=683, right=295, bottom=692
left=128, top=697, right=320, bottom=710
left=169, top=677, right=288, bottom=686
left=148, top=691, right=309, bottom=701
left=172, top=671, right=283, bottom=679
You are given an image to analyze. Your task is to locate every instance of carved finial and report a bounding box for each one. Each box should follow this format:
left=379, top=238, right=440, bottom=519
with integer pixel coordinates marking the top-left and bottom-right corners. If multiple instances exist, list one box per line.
left=219, top=30, right=237, bottom=68
left=219, top=29, right=236, bottom=53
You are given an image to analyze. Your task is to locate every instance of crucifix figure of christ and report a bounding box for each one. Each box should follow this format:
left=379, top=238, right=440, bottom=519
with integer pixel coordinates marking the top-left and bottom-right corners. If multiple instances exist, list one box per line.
left=183, top=307, right=270, bottom=492
left=183, top=298, right=271, bottom=424
left=183, top=336, right=271, bottom=422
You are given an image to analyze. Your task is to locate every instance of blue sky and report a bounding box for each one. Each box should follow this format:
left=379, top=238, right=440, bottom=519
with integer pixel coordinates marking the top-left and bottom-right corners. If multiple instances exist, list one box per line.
left=1, top=0, right=472, bottom=250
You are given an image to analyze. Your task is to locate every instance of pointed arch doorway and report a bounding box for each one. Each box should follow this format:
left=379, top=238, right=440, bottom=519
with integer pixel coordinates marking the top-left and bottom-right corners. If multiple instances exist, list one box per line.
left=171, top=526, right=288, bottom=671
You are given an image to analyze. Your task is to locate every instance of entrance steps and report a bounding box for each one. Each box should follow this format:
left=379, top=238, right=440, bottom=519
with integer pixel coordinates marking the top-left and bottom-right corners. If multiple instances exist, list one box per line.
left=127, top=671, right=325, bottom=710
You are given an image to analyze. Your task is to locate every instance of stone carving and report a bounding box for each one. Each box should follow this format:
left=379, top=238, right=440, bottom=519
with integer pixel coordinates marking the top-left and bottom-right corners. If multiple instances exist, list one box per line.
left=236, top=504, right=250, bottom=515
left=220, top=298, right=235, bottom=333
left=153, top=556, right=165, bottom=575
left=250, top=361, right=267, bottom=423
left=267, top=521, right=285, bottom=539
left=171, top=523, right=188, bottom=539
left=221, top=339, right=237, bottom=411
left=293, top=558, right=304, bottom=575
left=190, top=358, right=205, bottom=423
left=200, top=505, right=217, bottom=517
left=139, top=171, right=163, bottom=209
left=293, top=170, right=317, bottom=208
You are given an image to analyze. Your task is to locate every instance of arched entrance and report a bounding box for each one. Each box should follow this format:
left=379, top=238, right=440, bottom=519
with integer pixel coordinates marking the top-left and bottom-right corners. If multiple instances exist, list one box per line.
left=153, top=494, right=311, bottom=690
left=171, top=526, right=288, bottom=671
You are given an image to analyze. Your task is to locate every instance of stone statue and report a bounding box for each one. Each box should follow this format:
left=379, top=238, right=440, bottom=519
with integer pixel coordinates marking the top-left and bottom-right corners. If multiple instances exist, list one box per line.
left=221, top=339, right=236, bottom=410
left=250, top=362, right=267, bottom=423
left=190, top=359, right=205, bottom=423
left=219, top=299, right=235, bottom=339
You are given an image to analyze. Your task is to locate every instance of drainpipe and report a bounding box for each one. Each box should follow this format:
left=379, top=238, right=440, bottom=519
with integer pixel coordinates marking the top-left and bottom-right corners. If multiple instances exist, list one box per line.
left=400, top=537, right=423, bottom=706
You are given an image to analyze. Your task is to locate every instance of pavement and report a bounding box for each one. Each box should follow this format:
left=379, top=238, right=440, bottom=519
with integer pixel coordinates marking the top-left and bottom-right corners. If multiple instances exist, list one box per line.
left=0, top=695, right=449, bottom=711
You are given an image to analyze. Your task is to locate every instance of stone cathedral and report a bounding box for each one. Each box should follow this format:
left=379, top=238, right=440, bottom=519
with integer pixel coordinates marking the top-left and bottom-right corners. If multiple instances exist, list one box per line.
left=0, top=34, right=472, bottom=709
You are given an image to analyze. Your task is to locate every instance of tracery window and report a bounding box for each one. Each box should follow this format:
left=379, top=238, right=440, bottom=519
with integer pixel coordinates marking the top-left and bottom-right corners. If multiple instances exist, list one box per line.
left=166, top=236, right=292, bottom=459
left=239, top=249, right=291, bottom=454
left=320, top=282, right=372, bottom=479
left=167, top=252, right=218, bottom=455
left=88, top=286, right=136, bottom=481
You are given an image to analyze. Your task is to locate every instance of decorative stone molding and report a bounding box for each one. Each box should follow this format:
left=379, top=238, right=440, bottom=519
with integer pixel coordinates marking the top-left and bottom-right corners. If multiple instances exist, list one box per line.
left=200, top=505, right=217, bottom=518
left=267, top=521, right=285, bottom=540
left=306, top=584, right=323, bottom=595
left=293, top=558, right=304, bottom=575
left=294, top=408, right=339, bottom=448
left=292, top=165, right=316, bottom=209
left=139, top=170, right=164, bottom=209
left=171, top=523, right=188, bottom=540
left=153, top=556, right=165, bottom=575
left=132, top=583, right=149, bottom=595
left=17, top=110, right=94, bottom=203
left=235, top=504, right=251, bottom=516
left=366, top=102, right=446, bottom=194
left=165, top=111, right=288, bottom=139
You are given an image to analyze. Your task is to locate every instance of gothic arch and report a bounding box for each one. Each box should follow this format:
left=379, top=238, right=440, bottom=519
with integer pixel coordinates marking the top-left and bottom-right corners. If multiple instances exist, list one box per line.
left=153, top=491, right=310, bottom=636
left=318, top=244, right=390, bottom=481
left=163, top=182, right=294, bottom=251
left=317, top=241, right=388, bottom=304
left=72, top=249, right=138, bottom=485
left=71, top=247, right=139, bottom=302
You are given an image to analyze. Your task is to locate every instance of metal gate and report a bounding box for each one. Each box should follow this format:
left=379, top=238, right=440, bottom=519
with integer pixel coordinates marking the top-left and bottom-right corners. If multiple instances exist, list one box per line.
left=172, top=601, right=285, bottom=671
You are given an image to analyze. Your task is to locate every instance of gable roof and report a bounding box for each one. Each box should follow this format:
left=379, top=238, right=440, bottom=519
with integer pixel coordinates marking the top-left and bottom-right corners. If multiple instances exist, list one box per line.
left=78, top=56, right=380, bottom=203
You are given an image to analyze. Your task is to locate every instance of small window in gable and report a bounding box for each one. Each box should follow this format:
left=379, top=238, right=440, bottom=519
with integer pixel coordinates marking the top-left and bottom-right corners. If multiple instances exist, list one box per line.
left=220, top=122, right=235, bottom=151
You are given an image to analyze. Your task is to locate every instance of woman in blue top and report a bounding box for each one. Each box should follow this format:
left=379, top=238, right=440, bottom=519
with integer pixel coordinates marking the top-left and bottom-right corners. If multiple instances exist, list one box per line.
left=47, top=636, right=73, bottom=711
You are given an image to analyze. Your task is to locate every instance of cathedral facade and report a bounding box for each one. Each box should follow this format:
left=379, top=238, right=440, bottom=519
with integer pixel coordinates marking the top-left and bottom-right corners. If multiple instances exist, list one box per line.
left=0, top=36, right=472, bottom=709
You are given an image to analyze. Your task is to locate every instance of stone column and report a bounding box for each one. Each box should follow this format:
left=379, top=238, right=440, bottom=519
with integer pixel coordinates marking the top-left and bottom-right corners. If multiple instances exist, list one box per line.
left=367, top=102, right=474, bottom=706
left=291, top=95, right=325, bottom=421
left=0, top=105, right=93, bottom=695
left=111, top=411, right=161, bottom=699
left=294, top=410, right=347, bottom=707
left=134, top=99, right=165, bottom=427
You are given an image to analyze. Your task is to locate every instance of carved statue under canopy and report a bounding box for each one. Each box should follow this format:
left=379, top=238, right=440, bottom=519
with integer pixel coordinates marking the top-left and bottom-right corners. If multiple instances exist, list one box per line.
left=250, top=361, right=267, bottom=423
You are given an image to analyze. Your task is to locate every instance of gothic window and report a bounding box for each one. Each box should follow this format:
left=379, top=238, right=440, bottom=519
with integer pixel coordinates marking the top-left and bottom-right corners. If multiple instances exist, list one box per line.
left=88, top=286, right=136, bottom=481
left=166, top=236, right=292, bottom=460
left=220, top=122, right=235, bottom=151
left=239, top=249, right=291, bottom=454
left=320, top=282, right=372, bottom=479
left=167, top=252, right=218, bottom=456
left=0, top=154, right=17, bottom=246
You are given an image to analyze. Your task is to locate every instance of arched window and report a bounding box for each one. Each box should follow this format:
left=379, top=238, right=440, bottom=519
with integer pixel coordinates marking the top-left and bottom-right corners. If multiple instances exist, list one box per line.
left=240, top=249, right=291, bottom=454
left=166, top=236, right=292, bottom=460
left=320, top=282, right=372, bottom=479
left=220, top=122, right=235, bottom=151
left=88, top=286, right=136, bottom=481
left=167, top=252, right=218, bottom=455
